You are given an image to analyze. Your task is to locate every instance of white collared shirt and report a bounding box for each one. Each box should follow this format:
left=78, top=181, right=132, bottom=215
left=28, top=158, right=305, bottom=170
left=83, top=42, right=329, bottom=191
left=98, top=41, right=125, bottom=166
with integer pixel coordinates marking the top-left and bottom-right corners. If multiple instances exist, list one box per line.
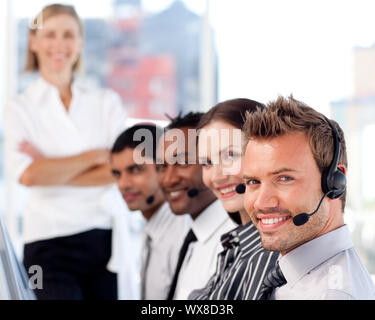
left=272, top=225, right=375, bottom=300
left=173, top=200, right=237, bottom=300
left=4, top=76, right=127, bottom=243
left=142, top=202, right=191, bottom=300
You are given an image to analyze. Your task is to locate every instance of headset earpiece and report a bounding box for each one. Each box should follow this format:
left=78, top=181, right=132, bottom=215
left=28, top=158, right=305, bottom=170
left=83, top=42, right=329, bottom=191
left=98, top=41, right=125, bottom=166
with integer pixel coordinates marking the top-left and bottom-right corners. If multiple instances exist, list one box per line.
left=321, top=117, right=346, bottom=200
left=321, top=167, right=346, bottom=199
left=294, top=117, right=347, bottom=227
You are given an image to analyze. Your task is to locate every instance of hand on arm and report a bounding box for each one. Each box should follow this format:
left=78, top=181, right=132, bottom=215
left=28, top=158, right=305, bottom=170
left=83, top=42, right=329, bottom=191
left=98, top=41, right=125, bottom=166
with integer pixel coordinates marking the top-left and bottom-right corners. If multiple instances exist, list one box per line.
left=19, top=141, right=111, bottom=187
left=66, top=164, right=115, bottom=187
left=18, top=140, right=44, bottom=160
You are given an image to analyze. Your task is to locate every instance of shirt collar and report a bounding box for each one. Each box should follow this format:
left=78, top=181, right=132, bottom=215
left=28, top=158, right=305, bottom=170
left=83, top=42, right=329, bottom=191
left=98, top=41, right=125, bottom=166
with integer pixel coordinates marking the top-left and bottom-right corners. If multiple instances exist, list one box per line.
left=28, top=77, right=58, bottom=104
left=191, top=200, right=229, bottom=243
left=31, top=76, right=88, bottom=106
left=279, top=225, right=353, bottom=287
left=144, top=202, right=172, bottom=241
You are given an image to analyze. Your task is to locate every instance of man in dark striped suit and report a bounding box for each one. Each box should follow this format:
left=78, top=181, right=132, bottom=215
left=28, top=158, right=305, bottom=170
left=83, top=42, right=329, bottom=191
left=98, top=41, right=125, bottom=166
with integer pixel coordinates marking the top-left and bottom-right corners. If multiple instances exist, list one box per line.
left=189, top=222, right=279, bottom=300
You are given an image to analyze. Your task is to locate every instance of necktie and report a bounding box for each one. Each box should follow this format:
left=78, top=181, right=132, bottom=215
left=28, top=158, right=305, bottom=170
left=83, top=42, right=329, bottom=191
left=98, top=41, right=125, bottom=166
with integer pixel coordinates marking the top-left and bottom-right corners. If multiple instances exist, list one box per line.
left=141, top=234, right=152, bottom=300
left=167, top=229, right=197, bottom=300
left=258, top=261, right=287, bottom=300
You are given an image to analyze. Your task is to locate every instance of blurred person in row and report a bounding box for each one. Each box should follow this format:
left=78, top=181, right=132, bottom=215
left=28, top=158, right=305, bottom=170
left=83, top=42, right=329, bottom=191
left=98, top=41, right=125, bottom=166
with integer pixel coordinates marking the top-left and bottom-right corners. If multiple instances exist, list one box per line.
left=4, top=4, right=130, bottom=299
left=110, top=124, right=190, bottom=300
left=243, top=96, right=375, bottom=300
left=156, top=113, right=237, bottom=300
left=189, top=98, right=279, bottom=300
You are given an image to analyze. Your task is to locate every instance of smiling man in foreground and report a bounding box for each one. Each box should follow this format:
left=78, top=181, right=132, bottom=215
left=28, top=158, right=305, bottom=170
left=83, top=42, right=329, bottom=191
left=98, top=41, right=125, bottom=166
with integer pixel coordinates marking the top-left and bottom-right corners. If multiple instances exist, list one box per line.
left=242, top=95, right=375, bottom=300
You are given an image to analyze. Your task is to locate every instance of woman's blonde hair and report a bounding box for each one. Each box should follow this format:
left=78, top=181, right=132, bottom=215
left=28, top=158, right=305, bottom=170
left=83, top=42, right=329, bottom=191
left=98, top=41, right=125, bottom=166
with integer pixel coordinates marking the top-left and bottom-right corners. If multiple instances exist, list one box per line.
left=25, top=4, right=84, bottom=72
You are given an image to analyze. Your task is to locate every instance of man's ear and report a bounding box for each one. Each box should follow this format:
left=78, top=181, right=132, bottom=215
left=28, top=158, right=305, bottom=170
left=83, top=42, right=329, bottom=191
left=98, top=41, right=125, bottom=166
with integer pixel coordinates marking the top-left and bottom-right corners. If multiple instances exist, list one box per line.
left=337, top=164, right=347, bottom=176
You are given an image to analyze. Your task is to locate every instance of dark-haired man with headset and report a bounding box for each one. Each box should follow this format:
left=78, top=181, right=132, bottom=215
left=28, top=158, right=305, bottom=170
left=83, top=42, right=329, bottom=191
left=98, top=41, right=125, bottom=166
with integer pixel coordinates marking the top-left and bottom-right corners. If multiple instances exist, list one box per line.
left=243, top=95, right=375, bottom=300
left=156, top=112, right=236, bottom=300
left=110, top=124, right=190, bottom=299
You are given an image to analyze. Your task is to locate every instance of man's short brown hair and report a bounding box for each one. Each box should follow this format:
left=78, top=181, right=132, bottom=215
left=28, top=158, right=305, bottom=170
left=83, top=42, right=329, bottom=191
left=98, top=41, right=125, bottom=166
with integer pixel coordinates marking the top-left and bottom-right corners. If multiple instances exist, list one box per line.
left=243, top=95, right=348, bottom=211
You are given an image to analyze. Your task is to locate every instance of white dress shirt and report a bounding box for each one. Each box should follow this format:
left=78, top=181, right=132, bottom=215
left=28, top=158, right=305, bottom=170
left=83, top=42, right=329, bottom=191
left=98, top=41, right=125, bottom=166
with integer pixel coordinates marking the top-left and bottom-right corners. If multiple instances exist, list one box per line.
left=3, top=77, right=138, bottom=299
left=4, top=76, right=127, bottom=242
left=141, top=202, right=191, bottom=300
left=272, top=225, right=375, bottom=300
left=173, top=200, right=237, bottom=300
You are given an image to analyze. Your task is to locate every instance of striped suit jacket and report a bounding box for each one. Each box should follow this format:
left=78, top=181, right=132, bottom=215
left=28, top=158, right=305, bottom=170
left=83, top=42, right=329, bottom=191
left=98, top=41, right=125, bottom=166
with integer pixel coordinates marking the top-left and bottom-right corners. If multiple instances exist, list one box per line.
left=189, top=222, right=279, bottom=300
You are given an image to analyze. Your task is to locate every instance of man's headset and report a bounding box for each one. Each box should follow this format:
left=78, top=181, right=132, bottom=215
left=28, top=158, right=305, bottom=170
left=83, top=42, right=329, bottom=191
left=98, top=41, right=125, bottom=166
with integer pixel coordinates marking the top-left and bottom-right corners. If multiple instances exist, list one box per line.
left=293, top=116, right=347, bottom=226
left=320, top=117, right=347, bottom=199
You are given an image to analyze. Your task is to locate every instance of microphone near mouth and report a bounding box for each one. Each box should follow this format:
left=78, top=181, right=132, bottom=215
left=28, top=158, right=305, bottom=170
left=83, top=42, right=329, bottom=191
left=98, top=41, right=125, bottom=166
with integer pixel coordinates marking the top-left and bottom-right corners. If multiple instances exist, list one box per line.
left=187, top=187, right=212, bottom=198
left=146, top=195, right=155, bottom=205
left=235, top=183, right=246, bottom=194
left=188, top=183, right=245, bottom=198
left=293, top=191, right=331, bottom=226
left=187, top=188, right=200, bottom=198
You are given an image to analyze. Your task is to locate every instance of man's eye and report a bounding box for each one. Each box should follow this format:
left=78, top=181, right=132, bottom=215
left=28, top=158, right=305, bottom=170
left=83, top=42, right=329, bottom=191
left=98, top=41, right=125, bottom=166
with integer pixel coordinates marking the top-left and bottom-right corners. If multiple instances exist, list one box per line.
left=226, top=151, right=241, bottom=160
left=200, top=159, right=212, bottom=166
left=280, top=176, right=293, bottom=182
left=156, top=164, right=166, bottom=172
left=246, top=179, right=259, bottom=185
left=111, top=170, right=120, bottom=179
left=176, top=156, right=189, bottom=166
left=176, top=163, right=189, bottom=168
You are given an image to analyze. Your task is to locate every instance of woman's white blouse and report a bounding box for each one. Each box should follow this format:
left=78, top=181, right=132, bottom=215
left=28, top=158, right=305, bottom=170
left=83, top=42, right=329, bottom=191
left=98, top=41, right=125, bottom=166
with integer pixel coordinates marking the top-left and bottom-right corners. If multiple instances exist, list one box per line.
left=4, top=77, right=127, bottom=244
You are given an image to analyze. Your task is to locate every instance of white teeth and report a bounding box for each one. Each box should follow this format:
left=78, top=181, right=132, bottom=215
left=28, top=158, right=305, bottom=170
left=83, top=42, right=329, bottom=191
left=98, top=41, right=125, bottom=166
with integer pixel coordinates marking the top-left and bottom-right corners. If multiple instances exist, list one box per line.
left=169, top=191, right=184, bottom=197
left=220, top=186, right=236, bottom=195
left=261, top=217, right=289, bottom=225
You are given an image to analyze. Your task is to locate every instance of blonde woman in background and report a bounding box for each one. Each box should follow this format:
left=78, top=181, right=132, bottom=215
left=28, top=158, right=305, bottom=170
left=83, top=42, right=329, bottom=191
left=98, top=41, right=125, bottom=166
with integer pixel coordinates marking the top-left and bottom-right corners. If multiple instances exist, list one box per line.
left=4, top=4, right=131, bottom=300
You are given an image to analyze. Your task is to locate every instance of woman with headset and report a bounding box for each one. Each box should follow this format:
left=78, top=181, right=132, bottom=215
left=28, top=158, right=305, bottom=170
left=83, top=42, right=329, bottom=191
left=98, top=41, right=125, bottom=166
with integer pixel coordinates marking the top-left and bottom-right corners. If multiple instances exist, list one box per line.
left=188, top=99, right=279, bottom=299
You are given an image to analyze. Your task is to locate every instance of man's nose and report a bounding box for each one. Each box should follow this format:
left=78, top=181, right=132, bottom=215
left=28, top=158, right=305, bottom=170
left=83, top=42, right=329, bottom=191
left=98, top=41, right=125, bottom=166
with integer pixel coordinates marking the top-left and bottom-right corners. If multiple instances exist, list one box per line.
left=253, top=183, right=279, bottom=211
left=162, top=165, right=180, bottom=187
